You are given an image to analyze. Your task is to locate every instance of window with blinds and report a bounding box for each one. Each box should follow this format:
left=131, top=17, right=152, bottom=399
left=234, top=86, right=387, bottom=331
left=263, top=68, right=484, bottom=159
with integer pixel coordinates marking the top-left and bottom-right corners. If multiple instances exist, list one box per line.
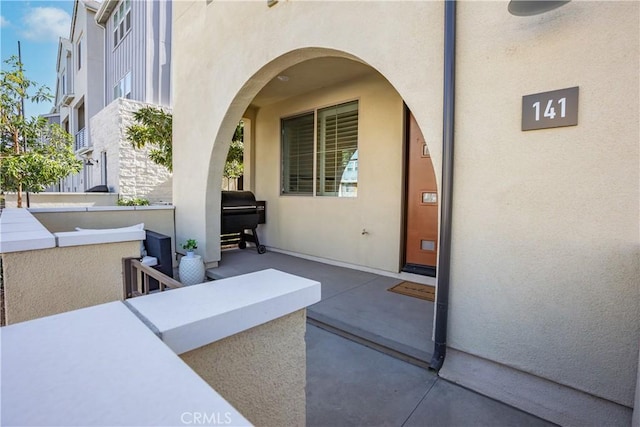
left=281, top=100, right=359, bottom=197
left=281, top=113, right=314, bottom=195
left=317, top=101, right=358, bottom=197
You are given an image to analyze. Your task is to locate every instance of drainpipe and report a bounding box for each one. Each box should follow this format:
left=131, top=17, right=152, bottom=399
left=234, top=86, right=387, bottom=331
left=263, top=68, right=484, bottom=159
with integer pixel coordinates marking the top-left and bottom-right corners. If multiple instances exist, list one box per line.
left=94, top=18, right=107, bottom=109
left=430, top=0, right=456, bottom=371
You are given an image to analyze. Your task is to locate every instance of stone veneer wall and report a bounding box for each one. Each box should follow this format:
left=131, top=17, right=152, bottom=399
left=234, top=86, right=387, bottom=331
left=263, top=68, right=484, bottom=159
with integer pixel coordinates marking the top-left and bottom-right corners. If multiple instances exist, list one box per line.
left=90, top=98, right=173, bottom=204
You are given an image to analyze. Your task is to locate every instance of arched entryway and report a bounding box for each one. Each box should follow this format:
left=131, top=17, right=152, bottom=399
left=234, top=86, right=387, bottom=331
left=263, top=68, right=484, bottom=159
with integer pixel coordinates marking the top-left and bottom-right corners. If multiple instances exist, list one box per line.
left=207, top=50, right=439, bottom=278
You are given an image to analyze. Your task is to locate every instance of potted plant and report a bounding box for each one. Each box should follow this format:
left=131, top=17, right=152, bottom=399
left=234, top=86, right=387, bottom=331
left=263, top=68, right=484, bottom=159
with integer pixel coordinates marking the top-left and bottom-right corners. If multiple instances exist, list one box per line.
left=179, top=239, right=205, bottom=285
left=181, top=239, right=198, bottom=258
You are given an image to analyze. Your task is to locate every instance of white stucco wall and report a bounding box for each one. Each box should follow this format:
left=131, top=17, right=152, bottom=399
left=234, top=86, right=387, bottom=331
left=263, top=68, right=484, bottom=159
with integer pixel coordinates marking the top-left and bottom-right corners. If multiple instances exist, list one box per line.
left=446, top=1, right=639, bottom=408
left=172, top=0, right=639, bottom=414
left=634, top=354, right=640, bottom=426
left=181, top=310, right=307, bottom=427
left=2, top=241, right=140, bottom=324
left=90, top=98, right=173, bottom=203
left=172, top=0, right=444, bottom=266
left=4, top=193, right=118, bottom=207
left=254, top=73, right=404, bottom=272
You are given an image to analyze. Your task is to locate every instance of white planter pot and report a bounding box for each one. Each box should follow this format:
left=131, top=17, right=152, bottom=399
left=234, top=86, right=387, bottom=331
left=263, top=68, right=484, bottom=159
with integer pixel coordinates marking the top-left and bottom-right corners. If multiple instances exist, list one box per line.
left=179, top=254, right=205, bottom=286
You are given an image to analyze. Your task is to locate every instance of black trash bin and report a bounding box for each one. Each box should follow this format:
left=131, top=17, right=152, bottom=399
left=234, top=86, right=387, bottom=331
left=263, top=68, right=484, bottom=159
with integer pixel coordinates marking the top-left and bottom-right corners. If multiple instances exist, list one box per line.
left=144, top=230, right=173, bottom=291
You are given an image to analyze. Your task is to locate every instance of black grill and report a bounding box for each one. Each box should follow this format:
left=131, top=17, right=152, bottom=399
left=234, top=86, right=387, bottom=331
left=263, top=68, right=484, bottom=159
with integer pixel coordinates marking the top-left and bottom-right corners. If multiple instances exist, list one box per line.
left=221, top=191, right=266, bottom=254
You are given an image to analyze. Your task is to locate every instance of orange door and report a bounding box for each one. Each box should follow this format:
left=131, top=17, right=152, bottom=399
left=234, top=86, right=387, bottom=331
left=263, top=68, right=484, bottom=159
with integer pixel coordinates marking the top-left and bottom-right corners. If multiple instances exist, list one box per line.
left=404, top=111, right=438, bottom=271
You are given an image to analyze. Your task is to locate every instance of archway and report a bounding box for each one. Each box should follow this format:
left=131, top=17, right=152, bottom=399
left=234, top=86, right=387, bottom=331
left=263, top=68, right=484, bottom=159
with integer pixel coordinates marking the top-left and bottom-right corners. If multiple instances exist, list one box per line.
left=203, top=48, right=440, bottom=276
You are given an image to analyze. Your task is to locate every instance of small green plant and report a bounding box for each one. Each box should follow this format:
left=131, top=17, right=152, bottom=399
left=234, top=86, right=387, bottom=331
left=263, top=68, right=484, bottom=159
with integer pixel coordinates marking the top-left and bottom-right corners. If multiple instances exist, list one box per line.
left=181, top=239, right=198, bottom=252
left=117, top=198, right=150, bottom=206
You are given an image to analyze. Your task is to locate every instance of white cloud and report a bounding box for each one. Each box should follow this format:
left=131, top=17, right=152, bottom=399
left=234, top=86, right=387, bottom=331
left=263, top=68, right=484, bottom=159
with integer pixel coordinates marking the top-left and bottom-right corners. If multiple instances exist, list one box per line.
left=0, top=15, right=9, bottom=28
left=21, top=7, right=70, bottom=42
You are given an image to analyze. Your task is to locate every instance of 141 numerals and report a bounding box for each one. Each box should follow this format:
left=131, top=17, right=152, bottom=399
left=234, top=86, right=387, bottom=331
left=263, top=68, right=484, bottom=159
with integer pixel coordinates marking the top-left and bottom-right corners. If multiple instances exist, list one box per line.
left=532, top=98, right=566, bottom=121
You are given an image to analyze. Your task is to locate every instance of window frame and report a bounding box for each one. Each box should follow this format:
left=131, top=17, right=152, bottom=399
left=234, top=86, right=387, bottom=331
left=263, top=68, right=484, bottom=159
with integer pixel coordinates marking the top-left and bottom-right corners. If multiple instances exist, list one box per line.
left=113, top=71, right=132, bottom=101
left=315, top=100, right=359, bottom=197
left=280, top=110, right=315, bottom=196
left=76, top=38, right=82, bottom=70
left=280, top=99, right=359, bottom=198
left=100, top=151, right=108, bottom=185
left=112, top=0, right=132, bottom=49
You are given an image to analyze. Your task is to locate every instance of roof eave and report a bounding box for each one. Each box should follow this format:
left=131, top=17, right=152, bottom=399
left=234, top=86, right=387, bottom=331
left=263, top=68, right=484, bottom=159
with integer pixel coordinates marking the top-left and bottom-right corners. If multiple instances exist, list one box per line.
left=83, top=0, right=100, bottom=13
left=96, top=0, right=119, bottom=25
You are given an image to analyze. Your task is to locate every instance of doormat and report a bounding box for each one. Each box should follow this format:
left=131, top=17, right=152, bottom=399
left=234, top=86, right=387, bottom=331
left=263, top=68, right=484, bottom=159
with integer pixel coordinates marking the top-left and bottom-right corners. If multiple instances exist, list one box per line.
left=388, top=281, right=435, bottom=302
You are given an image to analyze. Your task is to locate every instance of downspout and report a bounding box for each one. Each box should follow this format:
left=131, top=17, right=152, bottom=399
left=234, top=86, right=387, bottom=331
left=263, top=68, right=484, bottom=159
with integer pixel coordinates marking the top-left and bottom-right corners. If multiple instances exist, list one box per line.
left=430, top=0, right=456, bottom=371
left=94, top=18, right=107, bottom=109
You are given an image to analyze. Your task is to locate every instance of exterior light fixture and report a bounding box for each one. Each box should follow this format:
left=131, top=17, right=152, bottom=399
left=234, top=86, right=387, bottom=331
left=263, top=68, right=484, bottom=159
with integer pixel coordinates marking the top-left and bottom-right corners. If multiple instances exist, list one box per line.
left=508, top=0, right=570, bottom=16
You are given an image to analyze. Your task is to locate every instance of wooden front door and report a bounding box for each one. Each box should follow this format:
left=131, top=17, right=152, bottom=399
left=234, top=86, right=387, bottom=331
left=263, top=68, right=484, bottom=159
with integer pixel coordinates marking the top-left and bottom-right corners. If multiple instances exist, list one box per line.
left=404, top=111, right=438, bottom=274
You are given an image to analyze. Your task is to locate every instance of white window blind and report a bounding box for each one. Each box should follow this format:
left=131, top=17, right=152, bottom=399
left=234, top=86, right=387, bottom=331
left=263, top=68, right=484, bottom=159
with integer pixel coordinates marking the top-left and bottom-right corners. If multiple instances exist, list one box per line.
left=316, top=101, right=358, bottom=197
left=281, top=100, right=359, bottom=197
left=281, top=113, right=314, bottom=195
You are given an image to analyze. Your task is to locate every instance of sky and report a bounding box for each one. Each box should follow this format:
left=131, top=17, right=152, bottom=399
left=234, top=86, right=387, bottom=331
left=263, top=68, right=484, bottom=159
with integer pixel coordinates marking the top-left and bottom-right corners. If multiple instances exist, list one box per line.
left=1, top=0, right=75, bottom=119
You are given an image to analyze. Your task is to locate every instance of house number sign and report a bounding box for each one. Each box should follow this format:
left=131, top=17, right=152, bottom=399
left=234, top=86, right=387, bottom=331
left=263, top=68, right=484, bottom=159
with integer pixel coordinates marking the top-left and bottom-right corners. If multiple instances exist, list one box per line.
left=521, top=87, right=579, bottom=131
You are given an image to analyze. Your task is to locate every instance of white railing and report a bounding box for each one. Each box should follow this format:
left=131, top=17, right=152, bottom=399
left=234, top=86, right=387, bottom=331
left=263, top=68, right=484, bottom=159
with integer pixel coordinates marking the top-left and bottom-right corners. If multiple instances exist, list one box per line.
left=74, top=127, right=88, bottom=151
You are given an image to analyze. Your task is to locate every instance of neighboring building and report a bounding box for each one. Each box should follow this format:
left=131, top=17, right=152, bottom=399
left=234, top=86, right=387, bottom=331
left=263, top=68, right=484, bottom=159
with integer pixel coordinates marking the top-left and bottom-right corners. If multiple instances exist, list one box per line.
left=53, top=0, right=104, bottom=192
left=51, top=0, right=172, bottom=203
left=171, top=1, right=639, bottom=426
left=90, top=0, right=172, bottom=203
left=95, top=0, right=172, bottom=108
left=90, top=98, right=172, bottom=203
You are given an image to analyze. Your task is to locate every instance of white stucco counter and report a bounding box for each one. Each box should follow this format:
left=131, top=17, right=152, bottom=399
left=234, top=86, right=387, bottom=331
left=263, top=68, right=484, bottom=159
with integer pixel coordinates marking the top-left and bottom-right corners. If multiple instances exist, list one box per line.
left=1, top=302, right=252, bottom=426
left=1, top=269, right=321, bottom=426
left=126, top=268, right=322, bottom=354
left=0, top=208, right=56, bottom=253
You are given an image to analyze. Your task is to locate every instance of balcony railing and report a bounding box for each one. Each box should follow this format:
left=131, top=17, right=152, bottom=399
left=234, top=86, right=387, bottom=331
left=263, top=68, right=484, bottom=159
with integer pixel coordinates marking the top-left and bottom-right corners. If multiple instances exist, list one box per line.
left=74, top=127, right=88, bottom=152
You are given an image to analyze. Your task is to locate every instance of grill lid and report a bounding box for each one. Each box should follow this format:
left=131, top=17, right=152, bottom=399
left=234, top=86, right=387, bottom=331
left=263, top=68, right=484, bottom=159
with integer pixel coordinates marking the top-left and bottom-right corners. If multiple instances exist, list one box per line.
left=221, top=191, right=257, bottom=208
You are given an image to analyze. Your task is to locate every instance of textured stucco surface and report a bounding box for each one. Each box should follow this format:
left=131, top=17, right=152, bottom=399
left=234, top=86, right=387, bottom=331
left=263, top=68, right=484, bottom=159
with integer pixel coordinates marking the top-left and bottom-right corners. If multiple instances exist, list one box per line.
left=90, top=98, right=173, bottom=203
left=181, top=310, right=306, bottom=427
left=447, top=1, right=639, bottom=407
left=172, top=0, right=444, bottom=265
left=4, top=193, right=118, bottom=208
left=2, top=241, right=140, bottom=324
left=440, top=348, right=632, bottom=426
left=254, top=73, right=404, bottom=272
left=634, top=354, right=640, bottom=426
left=172, top=0, right=639, bottom=415
left=32, top=208, right=176, bottom=267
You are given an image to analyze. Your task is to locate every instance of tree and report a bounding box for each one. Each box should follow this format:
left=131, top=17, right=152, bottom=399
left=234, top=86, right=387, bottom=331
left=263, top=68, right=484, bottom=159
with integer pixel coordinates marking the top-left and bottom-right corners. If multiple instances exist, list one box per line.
left=0, top=56, right=82, bottom=207
left=126, top=106, right=173, bottom=171
left=127, top=107, right=244, bottom=179
left=224, top=121, right=244, bottom=179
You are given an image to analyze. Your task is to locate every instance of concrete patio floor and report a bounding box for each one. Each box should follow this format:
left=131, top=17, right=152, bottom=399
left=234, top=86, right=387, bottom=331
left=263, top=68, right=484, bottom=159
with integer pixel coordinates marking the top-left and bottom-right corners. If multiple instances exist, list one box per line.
left=307, top=325, right=554, bottom=427
left=208, top=249, right=556, bottom=426
left=208, top=249, right=434, bottom=363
